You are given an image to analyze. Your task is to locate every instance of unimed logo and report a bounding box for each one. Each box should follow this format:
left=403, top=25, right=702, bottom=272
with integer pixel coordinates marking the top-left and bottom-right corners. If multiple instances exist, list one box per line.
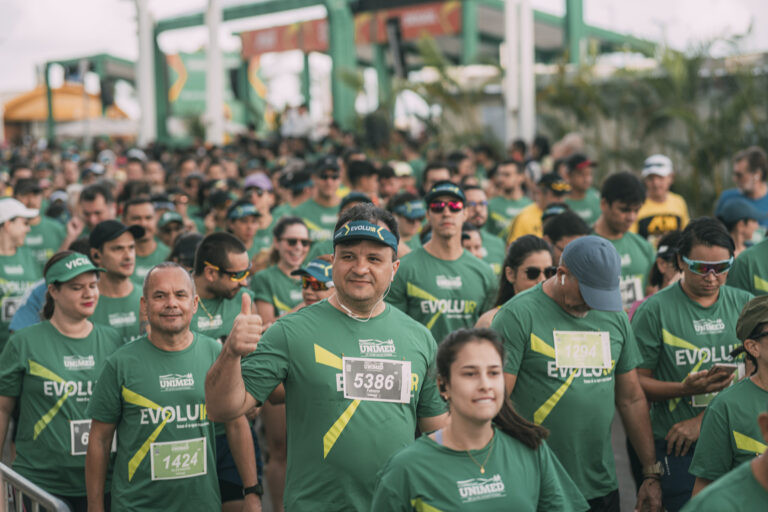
left=358, top=338, right=396, bottom=354
left=456, top=474, right=506, bottom=503
left=159, top=373, right=195, bottom=391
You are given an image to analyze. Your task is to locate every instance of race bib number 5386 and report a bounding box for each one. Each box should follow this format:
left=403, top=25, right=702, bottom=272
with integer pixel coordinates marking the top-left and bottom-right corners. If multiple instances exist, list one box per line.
left=342, top=357, right=411, bottom=403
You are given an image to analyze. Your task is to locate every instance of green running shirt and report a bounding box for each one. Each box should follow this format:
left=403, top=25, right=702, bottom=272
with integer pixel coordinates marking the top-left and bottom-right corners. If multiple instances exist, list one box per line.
left=291, top=198, right=338, bottom=242
left=727, top=239, right=768, bottom=296
left=131, top=242, right=171, bottom=285
left=0, top=247, right=43, bottom=351
left=25, top=217, right=66, bottom=273
left=680, top=460, right=768, bottom=512
left=241, top=301, right=447, bottom=510
left=250, top=265, right=303, bottom=318
left=191, top=288, right=253, bottom=342
left=90, top=283, right=143, bottom=343
left=487, top=196, right=532, bottom=237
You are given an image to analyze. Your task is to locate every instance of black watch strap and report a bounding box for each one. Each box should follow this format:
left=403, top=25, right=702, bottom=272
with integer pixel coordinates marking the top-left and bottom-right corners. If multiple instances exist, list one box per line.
left=242, top=484, right=263, bottom=497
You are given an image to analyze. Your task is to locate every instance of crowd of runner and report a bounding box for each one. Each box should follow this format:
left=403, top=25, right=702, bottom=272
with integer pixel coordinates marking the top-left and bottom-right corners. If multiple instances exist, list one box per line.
left=0, top=130, right=766, bottom=511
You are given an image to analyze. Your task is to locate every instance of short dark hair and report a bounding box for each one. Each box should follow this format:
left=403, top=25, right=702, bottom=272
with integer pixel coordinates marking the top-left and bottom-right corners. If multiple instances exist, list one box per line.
left=648, top=230, right=682, bottom=288
left=80, top=183, right=114, bottom=205
left=193, top=232, right=247, bottom=275
left=734, top=146, right=768, bottom=180
left=334, top=203, right=400, bottom=259
left=675, top=217, right=735, bottom=271
left=347, top=160, right=377, bottom=188
left=600, top=171, right=646, bottom=206
left=123, top=196, right=154, bottom=218
left=424, top=161, right=453, bottom=177
left=387, top=191, right=420, bottom=212
left=543, top=211, right=591, bottom=244
left=495, top=235, right=553, bottom=306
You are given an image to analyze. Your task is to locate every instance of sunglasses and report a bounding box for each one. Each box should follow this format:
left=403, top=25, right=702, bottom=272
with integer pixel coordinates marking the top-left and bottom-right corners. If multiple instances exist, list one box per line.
left=681, top=255, right=733, bottom=275
left=524, top=266, right=558, bottom=280
left=302, top=276, right=329, bottom=291
left=247, top=188, right=265, bottom=197
left=428, top=200, right=464, bottom=213
left=204, top=261, right=250, bottom=282
left=281, top=237, right=311, bottom=247
left=318, top=173, right=340, bottom=181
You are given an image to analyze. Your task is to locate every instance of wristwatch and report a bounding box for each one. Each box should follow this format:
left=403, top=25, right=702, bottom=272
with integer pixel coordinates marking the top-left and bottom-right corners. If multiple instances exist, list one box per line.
left=242, top=484, right=263, bottom=497
left=642, top=461, right=663, bottom=479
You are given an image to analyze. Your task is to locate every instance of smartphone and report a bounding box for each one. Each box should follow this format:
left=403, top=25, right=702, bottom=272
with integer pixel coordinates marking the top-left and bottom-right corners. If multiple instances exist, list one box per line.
left=708, top=363, right=738, bottom=377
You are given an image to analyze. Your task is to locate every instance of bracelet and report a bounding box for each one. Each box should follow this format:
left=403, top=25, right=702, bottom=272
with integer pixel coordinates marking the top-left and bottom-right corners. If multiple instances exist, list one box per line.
left=242, top=484, right=263, bottom=497
left=642, top=475, right=661, bottom=481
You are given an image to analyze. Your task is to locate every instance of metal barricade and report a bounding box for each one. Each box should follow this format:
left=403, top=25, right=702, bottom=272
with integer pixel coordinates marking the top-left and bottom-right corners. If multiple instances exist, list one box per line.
left=0, top=463, right=70, bottom=512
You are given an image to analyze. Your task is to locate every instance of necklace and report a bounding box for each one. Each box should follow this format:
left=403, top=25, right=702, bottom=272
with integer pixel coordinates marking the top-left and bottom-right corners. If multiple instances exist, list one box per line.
left=466, top=434, right=495, bottom=474
left=197, top=298, right=215, bottom=321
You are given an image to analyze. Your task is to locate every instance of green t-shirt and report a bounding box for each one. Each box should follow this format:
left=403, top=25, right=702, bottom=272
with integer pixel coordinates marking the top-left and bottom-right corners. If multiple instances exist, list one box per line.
left=0, top=322, right=122, bottom=496
left=90, top=283, right=143, bottom=343
left=565, top=188, right=601, bottom=227
left=632, top=283, right=753, bottom=439
left=480, top=229, right=506, bottom=276
left=87, top=333, right=222, bottom=512
left=25, top=216, right=66, bottom=273
left=292, top=199, right=338, bottom=242
left=191, top=288, right=253, bottom=342
left=599, top=231, right=655, bottom=309
left=680, top=460, right=768, bottom=512
left=387, top=248, right=497, bottom=343
left=250, top=265, right=303, bottom=318
left=409, top=158, right=426, bottom=189
left=487, top=196, right=533, bottom=237
left=131, top=242, right=171, bottom=285
left=271, top=203, right=293, bottom=221
left=371, top=428, right=588, bottom=512
left=241, top=301, right=446, bottom=510
left=689, top=378, right=768, bottom=481
left=404, top=236, right=422, bottom=252
left=727, top=239, right=768, bottom=295
left=253, top=215, right=278, bottom=256
left=491, top=284, right=642, bottom=500
left=0, top=247, right=43, bottom=351
left=307, top=239, right=333, bottom=261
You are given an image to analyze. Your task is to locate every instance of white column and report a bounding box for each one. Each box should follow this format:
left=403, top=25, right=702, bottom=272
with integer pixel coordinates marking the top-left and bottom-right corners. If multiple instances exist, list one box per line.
left=503, top=0, right=536, bottom=144
left=518, top=0, right=536, bottom=142
left=205, top=0, right=225, bottom=145
left=502, top=0, right=520, bottom=144
left=135, top=0, right=156, bottom=145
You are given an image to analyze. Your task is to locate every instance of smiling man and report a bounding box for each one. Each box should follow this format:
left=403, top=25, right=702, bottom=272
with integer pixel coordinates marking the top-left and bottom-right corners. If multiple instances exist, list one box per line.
left=205, top=203, right=447, bottom=510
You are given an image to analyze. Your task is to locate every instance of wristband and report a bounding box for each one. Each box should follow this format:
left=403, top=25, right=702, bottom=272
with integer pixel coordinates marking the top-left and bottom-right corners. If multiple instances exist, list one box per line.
left=243, top=484, right=263, bottom=497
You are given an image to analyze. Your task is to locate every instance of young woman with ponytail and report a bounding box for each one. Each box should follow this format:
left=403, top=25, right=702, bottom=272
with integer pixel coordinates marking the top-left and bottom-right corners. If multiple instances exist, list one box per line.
left=371, top=328, right=588, bottom=511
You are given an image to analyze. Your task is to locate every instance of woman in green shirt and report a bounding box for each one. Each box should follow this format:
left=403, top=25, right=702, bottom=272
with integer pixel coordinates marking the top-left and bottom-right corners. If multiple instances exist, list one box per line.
left=690, top=295, right=768, bottom=496
left=0, top=251, right=121, bottom=511
left=371, top=328, right=588, bottom=511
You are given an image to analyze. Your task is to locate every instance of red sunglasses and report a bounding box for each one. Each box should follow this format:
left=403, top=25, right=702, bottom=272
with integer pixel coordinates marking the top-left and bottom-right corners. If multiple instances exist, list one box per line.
left=428, top=200, right=464, bottom=213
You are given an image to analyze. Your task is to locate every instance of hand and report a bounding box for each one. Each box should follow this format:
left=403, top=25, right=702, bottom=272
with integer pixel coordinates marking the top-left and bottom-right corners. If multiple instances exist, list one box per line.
left=682, top=370, right=733, bottom=395
left=224, top=294, right=262, bottom=357
left=635, top=478, right=662, bottom=512
left=665, top=415, right=703, bottom=456
left=66, top=216, right=84, bottom=239
left=242, top=492, right=262, bottom=512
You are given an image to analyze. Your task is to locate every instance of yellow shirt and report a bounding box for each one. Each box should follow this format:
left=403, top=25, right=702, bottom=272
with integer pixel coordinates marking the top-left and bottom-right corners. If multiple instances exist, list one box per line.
left=630, top=192, right=690, bottom=247
left=506, top=203, right=543, bottom=244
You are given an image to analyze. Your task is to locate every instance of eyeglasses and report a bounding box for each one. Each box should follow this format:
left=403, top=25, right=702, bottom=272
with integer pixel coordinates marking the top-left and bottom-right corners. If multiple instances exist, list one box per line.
left=247, top=188, right=265, bottom=197
left=466, top=200, right=488, bottom=207
left=204, top=261, right=250, bottom=282
left=428, top=200, right=464, bottom=213
left=281, top=238, right=311, bottom=247
left=681, top=255, right=734, bottom=276
left=302, top=276, right=329, bottom=291
left=318, top=173, right=340, bottom=181
left=524, top=266, right=558, bottom=280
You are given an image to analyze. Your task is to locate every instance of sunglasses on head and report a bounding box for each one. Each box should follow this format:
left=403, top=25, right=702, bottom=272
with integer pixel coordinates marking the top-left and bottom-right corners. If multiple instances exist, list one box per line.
left=318, top=172, right=340, bottom=181
left=524, top=266, right=558, bottom=280
left=204, top=261, right=250, bottom=282
left=428, top=200, right=464, bottom=213
left=302, top=276, right=329, bottom=291
left=281, top=237, right=311, bottom=248
left=681, top=255, right=733, bottom=275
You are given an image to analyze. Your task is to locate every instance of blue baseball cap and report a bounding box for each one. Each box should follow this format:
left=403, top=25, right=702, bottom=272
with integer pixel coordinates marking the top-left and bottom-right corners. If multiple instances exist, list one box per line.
left=562, top=236, right=622, bottom=312
left=716, top=198, right=767, bottom=225
left=333, top=220, right=399, bottom=253
left=291, top=258, right=334, bottom=285
left=393, top=200, right=426, bottom=220
left=424, top=181, right=465, bottom=204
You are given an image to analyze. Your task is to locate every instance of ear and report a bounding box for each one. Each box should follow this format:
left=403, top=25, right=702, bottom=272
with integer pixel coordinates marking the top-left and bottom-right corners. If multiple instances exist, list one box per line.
left=744, top=339, right=760, bottom=360
left=90, top=248, right=100, bottom=262
left=504, top=266, right=515, bottom=286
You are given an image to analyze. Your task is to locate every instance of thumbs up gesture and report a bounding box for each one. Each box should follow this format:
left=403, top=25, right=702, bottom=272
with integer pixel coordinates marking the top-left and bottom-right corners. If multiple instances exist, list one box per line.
left=225, top=293, right=263, bottom=357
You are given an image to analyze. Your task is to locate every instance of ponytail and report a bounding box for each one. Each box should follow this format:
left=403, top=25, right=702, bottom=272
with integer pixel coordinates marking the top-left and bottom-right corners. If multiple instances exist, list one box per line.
left=41, top=289, right=56, bottom=320
left=493, top=398, right=548, bottom=449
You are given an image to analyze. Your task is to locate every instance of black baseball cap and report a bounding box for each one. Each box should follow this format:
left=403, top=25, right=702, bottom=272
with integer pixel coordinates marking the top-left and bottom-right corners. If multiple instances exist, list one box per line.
left=13, top=178, right=42, bottom=196
left=89, top=220, right=145, bottom=249
left=314, top=156, right=339, bottom=174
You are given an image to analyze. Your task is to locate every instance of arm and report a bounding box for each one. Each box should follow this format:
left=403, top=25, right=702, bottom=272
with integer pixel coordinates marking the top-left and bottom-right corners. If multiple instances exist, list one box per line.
left=225, top=416, right=262, bottom=512
left=85, top=420, right=116, bottom=512
left=254, top=300, right=275, bottom=328
left=637, top=368, right=733, bottom=402
left=691, top=477, right=712, bottom=497
left=0, top=396, right=17, bottom=457
left=614, top=370, right=662, bottom=512
left=267, top=383, right=285, bottom=405
left=418, top=413, right=448, bottom=433
left=206, top=294, right=262, bottom=422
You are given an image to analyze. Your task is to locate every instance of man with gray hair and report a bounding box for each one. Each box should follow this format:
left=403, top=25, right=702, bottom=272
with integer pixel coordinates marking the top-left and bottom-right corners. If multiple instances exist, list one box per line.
left=492, top=235, right=662, bottom=512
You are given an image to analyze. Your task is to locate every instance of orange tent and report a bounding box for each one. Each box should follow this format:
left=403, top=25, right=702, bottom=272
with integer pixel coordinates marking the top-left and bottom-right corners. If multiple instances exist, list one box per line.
left=3, top=83, right=128, bottom=122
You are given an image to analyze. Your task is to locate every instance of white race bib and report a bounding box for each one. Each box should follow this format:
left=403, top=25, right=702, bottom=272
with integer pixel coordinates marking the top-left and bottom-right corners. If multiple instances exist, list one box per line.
left=150, top=437, right=207, bottom=480
left=553, top=331, right=612, bottom=369
left=342, top=357, right=411, bottom=403
left=69, top=419, right=116, bottom=456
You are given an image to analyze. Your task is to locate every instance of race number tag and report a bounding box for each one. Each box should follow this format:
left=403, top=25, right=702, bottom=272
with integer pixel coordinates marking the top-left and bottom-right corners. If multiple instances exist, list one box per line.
left=70, top=419, right=116, bottom=456
left=619, top=276, right=643, bottom=308
left=553, top=331, right=612, bottom=369
left=342, top=357, right=411, bottom=403
left=692, top=392, right=718, bottom=408
left=150, top=437, right=207, bottom=480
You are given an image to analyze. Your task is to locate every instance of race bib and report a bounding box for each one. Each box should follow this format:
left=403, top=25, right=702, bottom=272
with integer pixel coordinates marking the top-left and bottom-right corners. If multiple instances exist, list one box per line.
left=619, top=276, right=643, bottom=307
left=69, top=419, right=116, bottom=456
left=553, top=331, right=612, bottom=369
left=342, top=357, right=411, bottom=403
left=150, top=437, right=207, bottom=480
left=692, top=392, right=718, bottom=408
left=1, top=296, right=21, bottom=322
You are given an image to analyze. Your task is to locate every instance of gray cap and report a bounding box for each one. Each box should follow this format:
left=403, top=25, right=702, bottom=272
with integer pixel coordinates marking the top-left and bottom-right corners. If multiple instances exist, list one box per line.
left=562, top=236, right=622, bottom=312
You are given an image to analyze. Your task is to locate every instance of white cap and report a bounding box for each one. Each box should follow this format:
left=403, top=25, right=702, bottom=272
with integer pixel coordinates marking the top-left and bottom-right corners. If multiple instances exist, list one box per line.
left=641, top=154, right=673, bottom=178
left=0, top=198, right=38, bottom=224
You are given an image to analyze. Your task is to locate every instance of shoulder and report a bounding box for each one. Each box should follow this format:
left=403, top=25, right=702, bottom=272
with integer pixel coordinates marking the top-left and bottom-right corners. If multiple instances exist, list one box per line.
left=460, top=251, right=497, bottom=275
left=708, top=378, right=750, bottom=410
left=720, top=285, right=754, bottom=305
left=738, top=239, right=768, bottom=260
left=253, top=265, right=278, bottom=280
left=91, top=323, right=124, bottom=344
left=194, top=332, right=223, bottom=356
left=384, top=435, right=437, bottom=470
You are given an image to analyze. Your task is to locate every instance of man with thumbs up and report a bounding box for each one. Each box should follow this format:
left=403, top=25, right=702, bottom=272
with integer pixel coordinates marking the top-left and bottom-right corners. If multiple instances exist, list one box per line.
left=206, top=203, right=448, bottom=511
left=86, top=263, right=261, bottom=512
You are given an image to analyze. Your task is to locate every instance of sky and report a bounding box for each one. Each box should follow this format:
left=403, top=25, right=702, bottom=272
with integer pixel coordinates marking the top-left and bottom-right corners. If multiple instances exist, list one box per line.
left=1, top=0, right=766, bottom=112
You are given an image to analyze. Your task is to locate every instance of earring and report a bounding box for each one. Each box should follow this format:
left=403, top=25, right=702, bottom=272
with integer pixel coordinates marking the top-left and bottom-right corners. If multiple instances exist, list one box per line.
left=560, top=275, right=565, bottom=286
